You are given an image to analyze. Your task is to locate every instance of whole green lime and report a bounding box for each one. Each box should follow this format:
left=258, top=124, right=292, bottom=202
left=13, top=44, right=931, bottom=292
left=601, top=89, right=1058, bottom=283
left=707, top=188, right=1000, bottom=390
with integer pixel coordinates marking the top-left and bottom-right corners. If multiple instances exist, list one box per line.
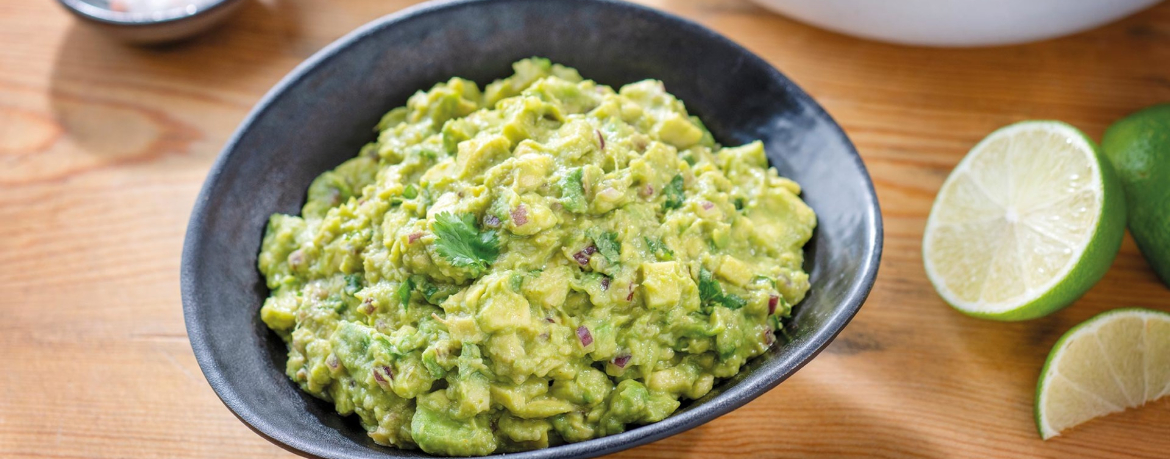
left=1103, top=104, right=1170, bottom=287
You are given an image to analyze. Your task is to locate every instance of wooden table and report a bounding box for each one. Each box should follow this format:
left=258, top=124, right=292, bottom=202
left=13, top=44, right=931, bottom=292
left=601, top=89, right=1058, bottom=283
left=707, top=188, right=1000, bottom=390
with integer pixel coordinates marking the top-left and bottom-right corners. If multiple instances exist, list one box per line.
left=3, top=0, right=1169, bottom=457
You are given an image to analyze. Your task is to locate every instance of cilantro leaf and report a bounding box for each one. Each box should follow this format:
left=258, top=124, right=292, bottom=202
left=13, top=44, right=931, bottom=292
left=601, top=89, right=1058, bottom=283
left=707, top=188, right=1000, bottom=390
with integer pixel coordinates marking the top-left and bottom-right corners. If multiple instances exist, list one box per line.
left=644, top=236, right=674, bottom=261
left=698, top=267, right=723, bottom=304
left=396, top=278, right=414, bottom=308
left=344, top=273, right=363, bottom=296
left=417, top=277, right=439, bottom=302
left=594, top=231, right=621, bottom=263
left=698, top=267, right=748, bottom=310
left=560, top=168, right=587, bottom=213
left=663, top=174, right=685, bottom=210
left=721, top=294, right=748, bottom=310
left=432, top=212, right=500, bottom=276
left=422, top=352, right=446, bottom=378
left=509, top=272, right=524, bottom=292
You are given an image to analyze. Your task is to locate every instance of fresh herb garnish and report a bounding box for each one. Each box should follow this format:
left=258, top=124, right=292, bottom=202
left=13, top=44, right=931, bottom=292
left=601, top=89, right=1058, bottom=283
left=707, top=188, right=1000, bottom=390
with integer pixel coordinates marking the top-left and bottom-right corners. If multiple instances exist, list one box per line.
left=432, top=212, right=500, bottom=276
left=560, top=168, right=587, bottom=213
left=419, top=279, right=440, bottom=302
left=644, top=237, right=674, bottom=261
left=422, top=352, right=445, bottom=378
left=344, top=273, right=363, bottom=296
left=698, top=267, right=748, bottom=311
left=698, top=267, right=723, bottom=305
left=396, top=278, right=414, bottom=309
left=594, top=231, right=621, bottom=264
left=662, top=174, right=685, bottom=211
left=722, top=294, right=748, bottom=310
left=510, top=272, right=524, bottom=292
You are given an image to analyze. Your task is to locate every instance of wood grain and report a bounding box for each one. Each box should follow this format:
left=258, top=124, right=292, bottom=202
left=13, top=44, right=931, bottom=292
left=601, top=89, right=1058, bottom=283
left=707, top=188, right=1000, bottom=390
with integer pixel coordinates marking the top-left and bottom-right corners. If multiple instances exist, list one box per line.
left=2, top=0, right=1169, bottom=457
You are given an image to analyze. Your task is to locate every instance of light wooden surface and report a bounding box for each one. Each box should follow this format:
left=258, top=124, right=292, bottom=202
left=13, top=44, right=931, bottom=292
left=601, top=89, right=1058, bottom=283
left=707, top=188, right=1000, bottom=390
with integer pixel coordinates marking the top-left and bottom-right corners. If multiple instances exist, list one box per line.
left=2, top=0, right=1169, bottom=457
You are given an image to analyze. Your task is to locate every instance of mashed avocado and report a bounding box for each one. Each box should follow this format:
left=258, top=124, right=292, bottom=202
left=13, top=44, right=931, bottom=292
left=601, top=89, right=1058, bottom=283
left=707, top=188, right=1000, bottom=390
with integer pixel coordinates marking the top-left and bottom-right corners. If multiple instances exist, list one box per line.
left=258, top=58, right=816, bottom=456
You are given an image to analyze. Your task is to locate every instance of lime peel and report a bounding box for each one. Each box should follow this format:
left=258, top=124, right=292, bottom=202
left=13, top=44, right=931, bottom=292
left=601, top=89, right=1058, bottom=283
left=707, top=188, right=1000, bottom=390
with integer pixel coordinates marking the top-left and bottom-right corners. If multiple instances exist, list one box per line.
left=1035, top=308, right=1170, bottom=439
left=923, top=121, right=1126, bottom=321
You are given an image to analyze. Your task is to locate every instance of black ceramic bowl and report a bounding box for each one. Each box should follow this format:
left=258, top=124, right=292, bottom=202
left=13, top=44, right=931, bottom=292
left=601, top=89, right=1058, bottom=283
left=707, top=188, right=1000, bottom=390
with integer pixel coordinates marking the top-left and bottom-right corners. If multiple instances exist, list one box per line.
left=181, top=0, right=882, bottom=458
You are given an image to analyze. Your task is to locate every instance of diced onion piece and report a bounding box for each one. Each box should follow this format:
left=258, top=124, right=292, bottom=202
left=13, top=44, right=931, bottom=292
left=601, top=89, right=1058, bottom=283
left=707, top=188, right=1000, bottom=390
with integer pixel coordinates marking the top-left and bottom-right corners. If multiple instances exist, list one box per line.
left=511, top=205, right=528, bottom=226
left=576, top=326, right=593, bottom=347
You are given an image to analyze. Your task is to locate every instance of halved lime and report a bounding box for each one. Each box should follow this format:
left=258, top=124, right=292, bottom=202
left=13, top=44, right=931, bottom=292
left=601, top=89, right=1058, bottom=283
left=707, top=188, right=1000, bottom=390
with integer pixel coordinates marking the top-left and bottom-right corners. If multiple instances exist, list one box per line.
left=923, top=121, right=1126, bottom=321
left=1036, top=308, right=1170, bottom=439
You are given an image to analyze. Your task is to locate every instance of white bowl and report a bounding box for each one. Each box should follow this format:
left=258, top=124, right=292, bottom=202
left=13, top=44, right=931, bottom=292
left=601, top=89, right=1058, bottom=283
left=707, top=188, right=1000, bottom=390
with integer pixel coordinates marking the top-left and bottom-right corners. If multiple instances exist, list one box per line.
left=749, top=0, right=1161, bottom=47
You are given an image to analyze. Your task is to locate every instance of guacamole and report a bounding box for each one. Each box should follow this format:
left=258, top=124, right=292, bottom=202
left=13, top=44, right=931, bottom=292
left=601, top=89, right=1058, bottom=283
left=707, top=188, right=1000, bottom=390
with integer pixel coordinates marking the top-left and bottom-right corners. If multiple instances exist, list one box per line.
left=258, top=58, right=816, bottom=456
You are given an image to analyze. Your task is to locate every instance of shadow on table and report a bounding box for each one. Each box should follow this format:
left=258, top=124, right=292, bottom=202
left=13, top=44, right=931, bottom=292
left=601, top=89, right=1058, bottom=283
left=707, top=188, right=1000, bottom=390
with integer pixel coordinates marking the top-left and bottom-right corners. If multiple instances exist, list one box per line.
left=616, top=363, right=946, bottom=458
left=41, top=0, right=303, bottom=183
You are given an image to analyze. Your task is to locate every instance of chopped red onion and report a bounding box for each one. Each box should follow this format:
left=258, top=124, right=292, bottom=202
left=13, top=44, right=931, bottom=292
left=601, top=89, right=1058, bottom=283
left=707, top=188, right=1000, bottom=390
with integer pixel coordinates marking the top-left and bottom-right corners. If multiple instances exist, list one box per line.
left=484, top=215, right=501, bottom=228
left=372, top=365, right=394, bottom=386
left=640, top=184, right=654, bottom=197
left=326, top=354, right=340, bottom=370
left=596, top=129, right=606, bottom=150
left=576, top=326, right=593, bottom=347
left=600, top=277, right=611, bottom=291
left=512, top=205, right=529, bottom=226
left=546, top=317, right=556, bottom=323
left=287, top=249, right=305, bottom=269
left=768, top=295, right=779, bottom=315
left=407, top=232, right=423, bottom=244
left=360, top=298, right=376, bottom=315
left=613, top=354, right=631, bottom=368
left=701, top=201, right=715, bottom=210
left=626, top=284, right=637, bottom=302
left=764, top=330, right=776, bottom=347
left=573, top=245, right=597, bottom=265
left=633, top=136, right=648, bottom=152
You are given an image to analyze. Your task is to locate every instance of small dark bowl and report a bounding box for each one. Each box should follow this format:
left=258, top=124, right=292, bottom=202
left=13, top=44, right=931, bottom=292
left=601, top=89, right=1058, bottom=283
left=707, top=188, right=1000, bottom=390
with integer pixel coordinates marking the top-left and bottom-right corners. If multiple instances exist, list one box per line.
left=181, top=0, right=883, bottom=458
left=56, top=0, right=246, bottom=43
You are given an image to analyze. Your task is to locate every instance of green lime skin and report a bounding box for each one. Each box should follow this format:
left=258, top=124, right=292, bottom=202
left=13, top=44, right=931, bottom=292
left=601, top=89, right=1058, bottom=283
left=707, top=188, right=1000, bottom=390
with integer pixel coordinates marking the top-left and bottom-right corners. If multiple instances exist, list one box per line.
left=1033, top=307, right=1170, bottom=439
left=1103, top=104, right=1170, bottom=288
left=927, top=122, right=1126, bottom=322
left=976, top=128, right=1126, bottom=322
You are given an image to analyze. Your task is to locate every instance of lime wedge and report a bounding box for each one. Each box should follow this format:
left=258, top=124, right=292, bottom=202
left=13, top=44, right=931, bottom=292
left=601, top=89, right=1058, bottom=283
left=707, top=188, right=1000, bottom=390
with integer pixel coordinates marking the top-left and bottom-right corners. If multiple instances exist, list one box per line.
left=1036, top=308, right=1170, bottom=439
left=923, top=121, right=1126, bottom=321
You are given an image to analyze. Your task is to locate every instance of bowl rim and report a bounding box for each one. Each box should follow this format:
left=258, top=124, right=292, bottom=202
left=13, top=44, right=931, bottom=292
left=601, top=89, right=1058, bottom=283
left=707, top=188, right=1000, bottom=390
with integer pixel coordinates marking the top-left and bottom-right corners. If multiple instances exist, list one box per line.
left=180, top=0, right=884, bottom=457
left=56, top=0, right=241, bottom=26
